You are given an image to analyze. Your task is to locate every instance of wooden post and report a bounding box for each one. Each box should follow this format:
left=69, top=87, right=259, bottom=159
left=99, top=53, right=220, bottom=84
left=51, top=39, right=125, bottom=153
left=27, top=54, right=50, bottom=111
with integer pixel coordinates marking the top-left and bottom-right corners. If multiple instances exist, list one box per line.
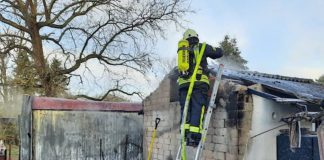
left=8, top=143, right=11, bottom=160
left=19, top=96, right=33, bottom=160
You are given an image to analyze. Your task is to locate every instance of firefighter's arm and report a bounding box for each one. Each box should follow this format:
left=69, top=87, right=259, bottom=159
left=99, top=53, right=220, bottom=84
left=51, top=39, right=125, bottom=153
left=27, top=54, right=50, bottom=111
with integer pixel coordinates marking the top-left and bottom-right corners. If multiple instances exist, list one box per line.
left=205, top=44, right=223, bottom=59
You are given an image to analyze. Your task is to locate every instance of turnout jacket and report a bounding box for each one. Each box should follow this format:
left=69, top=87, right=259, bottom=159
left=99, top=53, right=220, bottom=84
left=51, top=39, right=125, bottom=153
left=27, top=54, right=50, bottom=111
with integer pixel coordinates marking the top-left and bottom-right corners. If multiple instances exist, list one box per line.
left=178, top=43, right=223, bottom=89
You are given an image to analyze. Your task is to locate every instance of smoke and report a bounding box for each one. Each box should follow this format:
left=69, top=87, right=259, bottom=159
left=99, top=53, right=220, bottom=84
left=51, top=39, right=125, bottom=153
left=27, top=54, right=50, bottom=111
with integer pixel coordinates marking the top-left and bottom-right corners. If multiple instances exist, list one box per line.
left=0, top=90, right=22, bottom=148
left=208, top=57, right=247, bottom=71
left=0, top=89, right=24, bottom=118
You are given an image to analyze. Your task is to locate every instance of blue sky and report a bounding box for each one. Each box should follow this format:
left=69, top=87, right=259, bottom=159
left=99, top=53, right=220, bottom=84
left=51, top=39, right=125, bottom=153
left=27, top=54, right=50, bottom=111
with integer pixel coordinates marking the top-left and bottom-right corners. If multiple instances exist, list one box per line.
left=155, top=0, right=324, bottom=79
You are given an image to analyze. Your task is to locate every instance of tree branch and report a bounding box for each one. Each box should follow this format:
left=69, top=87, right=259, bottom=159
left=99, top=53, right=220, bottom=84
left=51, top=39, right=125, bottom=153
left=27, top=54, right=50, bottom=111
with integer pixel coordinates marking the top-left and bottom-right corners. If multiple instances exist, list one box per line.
left=0, top=33, right=31, bottom=42
left=42, top=0, right=50, bottom=20
left=79, top=19, right=115, bottom=58
left=38, top=1, right=101, bottom=29
left=59, top=53, right=100, bottom=74
left=0, top=44, right=32, bottom=55
left=0, top=14, right=29, bottom=33
left=41, top=35, right=65, bottom=53
left=76, top=88, right=142, bottom=101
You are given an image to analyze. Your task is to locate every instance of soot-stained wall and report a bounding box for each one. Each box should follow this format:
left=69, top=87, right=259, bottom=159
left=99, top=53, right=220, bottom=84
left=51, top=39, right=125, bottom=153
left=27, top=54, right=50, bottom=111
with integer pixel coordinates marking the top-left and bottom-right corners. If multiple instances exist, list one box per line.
left=143, top=75, right=252, bottom=160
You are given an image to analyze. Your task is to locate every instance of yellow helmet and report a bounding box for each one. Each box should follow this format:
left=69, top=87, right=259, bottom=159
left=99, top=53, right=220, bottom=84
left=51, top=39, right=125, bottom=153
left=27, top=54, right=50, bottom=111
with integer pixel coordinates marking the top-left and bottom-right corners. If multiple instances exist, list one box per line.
left=183, top=29, right=198, bottom=40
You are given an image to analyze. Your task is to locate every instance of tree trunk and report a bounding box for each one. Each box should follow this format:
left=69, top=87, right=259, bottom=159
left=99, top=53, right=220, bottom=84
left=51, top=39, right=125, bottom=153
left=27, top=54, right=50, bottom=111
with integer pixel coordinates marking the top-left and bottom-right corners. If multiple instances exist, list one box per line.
left=28, top=25, right=52, bottom=96
left=26, top=0, right=53, bottom=96
left=30, top=30, right=53, bottom=96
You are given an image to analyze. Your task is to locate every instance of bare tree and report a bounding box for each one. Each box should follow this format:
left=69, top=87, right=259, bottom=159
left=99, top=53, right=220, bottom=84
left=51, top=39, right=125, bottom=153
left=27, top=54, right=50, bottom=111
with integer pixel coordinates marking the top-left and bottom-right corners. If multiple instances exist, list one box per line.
left=0, top=0, right=189, bottom=98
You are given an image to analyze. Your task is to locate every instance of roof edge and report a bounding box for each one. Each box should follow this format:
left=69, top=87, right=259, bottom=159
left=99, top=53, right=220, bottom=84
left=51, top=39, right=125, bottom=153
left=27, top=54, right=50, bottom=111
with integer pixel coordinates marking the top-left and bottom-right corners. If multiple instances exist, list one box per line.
left=32, top=97, right=143, bottom=112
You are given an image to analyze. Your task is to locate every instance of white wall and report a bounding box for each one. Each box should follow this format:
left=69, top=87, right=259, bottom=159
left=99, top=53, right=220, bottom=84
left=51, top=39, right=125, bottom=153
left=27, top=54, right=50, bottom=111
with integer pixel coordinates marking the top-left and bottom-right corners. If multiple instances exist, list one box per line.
left=244, top=95, right=310, bottom=160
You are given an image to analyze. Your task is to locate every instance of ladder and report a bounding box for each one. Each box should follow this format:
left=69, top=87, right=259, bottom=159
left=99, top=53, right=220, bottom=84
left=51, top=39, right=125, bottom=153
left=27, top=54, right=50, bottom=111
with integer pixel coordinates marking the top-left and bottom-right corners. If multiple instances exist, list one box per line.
left=176, top=64, right=224, bottom=160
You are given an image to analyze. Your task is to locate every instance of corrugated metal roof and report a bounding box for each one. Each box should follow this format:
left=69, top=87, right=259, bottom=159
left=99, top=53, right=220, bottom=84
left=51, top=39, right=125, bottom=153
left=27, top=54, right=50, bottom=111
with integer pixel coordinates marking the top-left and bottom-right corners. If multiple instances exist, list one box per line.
left=209, top=65, right=324, bottom=105
left=32, top=97, right=143, bottom=112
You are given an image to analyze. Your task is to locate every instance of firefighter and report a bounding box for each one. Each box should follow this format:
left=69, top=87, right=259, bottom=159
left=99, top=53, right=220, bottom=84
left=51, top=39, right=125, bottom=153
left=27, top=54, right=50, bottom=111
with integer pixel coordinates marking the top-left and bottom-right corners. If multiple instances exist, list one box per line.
left=178, top=29, right=223, bottom=146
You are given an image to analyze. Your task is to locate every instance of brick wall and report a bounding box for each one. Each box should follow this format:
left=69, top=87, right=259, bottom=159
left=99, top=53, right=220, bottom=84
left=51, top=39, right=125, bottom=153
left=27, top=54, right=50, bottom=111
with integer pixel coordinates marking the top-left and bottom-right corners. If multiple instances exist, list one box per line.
left=144, top=76, right=253, bottom=160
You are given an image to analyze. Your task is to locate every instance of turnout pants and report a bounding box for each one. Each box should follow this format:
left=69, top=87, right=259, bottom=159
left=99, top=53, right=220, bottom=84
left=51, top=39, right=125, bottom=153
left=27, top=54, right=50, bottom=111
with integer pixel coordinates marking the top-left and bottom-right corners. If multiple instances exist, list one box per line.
left=179, top=83, right=208, bottom=135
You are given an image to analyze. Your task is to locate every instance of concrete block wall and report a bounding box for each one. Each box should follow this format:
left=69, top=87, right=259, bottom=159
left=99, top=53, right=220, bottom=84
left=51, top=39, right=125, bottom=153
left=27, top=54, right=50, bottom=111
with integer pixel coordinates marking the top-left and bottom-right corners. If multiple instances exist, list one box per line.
left=144, top=77, right=177, bottom=160
left=144, top=76, right=253, bottom=160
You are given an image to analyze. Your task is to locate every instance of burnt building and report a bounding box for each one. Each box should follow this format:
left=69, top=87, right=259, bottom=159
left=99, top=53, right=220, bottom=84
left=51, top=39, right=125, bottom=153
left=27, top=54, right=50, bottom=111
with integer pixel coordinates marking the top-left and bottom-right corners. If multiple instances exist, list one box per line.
left=143, top=66, right=324, bottom=160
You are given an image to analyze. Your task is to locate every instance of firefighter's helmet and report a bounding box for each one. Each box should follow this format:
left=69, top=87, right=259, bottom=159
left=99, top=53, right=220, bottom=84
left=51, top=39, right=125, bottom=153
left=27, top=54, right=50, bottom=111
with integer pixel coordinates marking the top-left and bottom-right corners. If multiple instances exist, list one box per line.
left=183, top=29, right=198, bottom=40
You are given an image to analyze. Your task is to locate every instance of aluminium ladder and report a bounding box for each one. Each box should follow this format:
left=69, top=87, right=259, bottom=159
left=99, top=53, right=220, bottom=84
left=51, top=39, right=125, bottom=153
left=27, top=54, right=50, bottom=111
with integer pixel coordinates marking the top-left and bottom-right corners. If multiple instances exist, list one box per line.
left=176, top=64, right=224, bottom=160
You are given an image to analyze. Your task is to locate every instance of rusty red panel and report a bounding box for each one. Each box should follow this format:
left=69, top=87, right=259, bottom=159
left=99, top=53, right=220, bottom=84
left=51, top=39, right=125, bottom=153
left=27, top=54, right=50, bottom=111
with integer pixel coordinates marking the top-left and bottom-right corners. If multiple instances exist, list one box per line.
left=32, top=97, right=142, bottom=112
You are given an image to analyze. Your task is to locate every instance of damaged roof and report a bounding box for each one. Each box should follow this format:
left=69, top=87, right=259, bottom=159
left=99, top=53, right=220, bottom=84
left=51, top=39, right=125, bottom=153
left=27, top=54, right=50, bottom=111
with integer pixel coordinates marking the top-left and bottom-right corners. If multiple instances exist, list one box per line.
left=208, top=65, right=324, bottom=106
